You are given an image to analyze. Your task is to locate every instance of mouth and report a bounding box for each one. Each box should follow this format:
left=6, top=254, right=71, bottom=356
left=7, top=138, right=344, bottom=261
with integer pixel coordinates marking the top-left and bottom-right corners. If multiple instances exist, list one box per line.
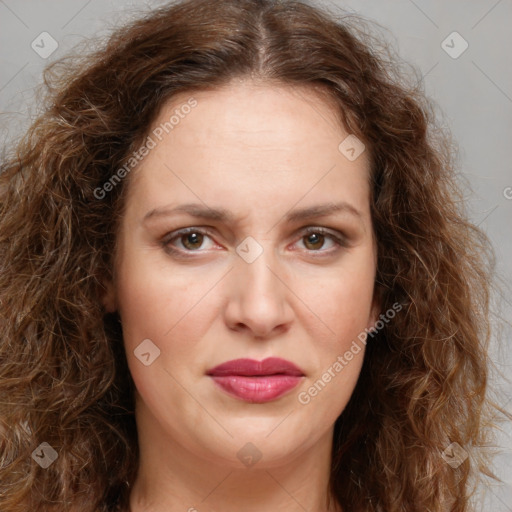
left=206, top=357, right=304, bottom=403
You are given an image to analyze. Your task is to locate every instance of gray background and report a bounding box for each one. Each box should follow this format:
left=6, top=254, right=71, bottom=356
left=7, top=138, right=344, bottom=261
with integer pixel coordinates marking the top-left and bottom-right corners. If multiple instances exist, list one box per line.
left=1, top=0, right=511, bottom=509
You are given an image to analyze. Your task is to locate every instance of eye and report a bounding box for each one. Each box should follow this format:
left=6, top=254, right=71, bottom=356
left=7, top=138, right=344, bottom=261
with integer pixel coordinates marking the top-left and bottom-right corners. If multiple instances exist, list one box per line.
left=161, top=226, right=348, bottom=258
left=296, top=227, right=347, bottom=254
left=162, top=227, right=216, bottom=254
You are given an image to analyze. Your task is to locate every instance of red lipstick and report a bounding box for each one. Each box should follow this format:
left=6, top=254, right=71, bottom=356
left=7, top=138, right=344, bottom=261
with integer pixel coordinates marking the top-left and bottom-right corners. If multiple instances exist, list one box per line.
left=207, top=357, right=304, bottom=403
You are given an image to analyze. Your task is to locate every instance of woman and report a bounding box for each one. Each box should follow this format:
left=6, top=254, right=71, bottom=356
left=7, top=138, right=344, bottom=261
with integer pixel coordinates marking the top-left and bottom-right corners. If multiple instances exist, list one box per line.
left=0, top=0, right=506, bottom=510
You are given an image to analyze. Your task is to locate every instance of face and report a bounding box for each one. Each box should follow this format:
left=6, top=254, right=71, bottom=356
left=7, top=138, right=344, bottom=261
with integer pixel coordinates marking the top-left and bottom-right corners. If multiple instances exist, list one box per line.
left=104, top=80, right=379, bottom=468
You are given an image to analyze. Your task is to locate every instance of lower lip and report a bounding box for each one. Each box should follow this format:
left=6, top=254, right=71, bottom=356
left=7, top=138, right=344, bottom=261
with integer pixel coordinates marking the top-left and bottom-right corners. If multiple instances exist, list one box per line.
left=210, top=375, right=302, bottom=403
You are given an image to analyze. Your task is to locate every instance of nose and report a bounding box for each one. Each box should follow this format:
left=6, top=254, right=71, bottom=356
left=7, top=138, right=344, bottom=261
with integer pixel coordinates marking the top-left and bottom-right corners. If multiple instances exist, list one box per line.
left=223, top=244, right=294, bottom=339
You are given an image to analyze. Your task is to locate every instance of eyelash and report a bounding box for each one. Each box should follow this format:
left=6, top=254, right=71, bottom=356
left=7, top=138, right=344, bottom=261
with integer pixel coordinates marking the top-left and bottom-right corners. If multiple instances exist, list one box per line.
left=160, top=226, right=348, bottom=258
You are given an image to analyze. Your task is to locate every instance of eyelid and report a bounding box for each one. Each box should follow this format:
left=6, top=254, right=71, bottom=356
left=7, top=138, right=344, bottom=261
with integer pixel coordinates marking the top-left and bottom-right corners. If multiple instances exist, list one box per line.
left=300, top=226, right=348, bottom=246
left=161, top=226, right=218, bottom=250
left=161, top=225, right=348, bottom=257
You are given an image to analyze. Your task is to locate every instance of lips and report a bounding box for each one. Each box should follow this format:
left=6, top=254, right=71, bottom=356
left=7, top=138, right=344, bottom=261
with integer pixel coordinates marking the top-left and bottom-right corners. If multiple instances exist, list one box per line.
left=207, top=357, right=304, bottom=403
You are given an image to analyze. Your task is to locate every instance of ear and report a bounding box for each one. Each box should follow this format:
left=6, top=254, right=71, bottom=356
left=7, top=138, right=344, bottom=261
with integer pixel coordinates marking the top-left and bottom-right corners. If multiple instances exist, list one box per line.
left=366, top=286, right=382, bottom=330
left=100, top=279, right=117, bottom=313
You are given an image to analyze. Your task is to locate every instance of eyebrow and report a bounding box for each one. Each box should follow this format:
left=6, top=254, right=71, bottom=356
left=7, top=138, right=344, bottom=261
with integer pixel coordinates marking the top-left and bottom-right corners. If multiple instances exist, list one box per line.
left=143, top=201, right=362, bottom=225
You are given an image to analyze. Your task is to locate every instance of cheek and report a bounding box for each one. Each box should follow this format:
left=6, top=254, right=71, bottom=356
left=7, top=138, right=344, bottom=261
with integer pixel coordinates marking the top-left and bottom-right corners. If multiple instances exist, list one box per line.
left=296, top=273, right=373, bottom=415
left=291, top=259, right=375, bottom=415
left=115, top=250, right=219, bottom=381
left=116, top=246, right=198, bottom=343
left=115, top=271, right=170, bottom=351
left=294, top=260, right=376, bottom=348
left=114, top=260, right=198, bottom=407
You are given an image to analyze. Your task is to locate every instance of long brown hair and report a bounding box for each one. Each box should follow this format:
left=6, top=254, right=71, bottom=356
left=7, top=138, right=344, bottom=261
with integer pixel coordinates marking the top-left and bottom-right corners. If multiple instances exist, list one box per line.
left=0, top=0, right=506, bottom=510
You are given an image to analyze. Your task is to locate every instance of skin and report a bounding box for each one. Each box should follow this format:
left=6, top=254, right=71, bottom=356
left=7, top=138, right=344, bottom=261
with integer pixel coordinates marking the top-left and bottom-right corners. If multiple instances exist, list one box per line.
left=102, top=79, right=380, bottom=512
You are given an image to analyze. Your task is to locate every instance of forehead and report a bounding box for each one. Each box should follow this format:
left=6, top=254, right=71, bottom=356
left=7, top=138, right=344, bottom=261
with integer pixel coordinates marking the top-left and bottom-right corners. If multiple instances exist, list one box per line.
left=152, top=80, right=346, bottom=154
left=124, top=80, right=371, bottom=219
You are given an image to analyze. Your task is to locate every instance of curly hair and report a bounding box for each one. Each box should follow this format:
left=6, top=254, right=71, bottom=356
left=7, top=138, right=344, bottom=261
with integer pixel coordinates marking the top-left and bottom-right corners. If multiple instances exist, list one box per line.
left=0, top=0, right=506, bottom=510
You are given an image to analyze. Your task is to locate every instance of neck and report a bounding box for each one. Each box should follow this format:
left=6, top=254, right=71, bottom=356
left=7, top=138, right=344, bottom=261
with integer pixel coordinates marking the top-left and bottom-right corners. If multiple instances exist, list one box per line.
left=128, top=400, right=342, bottom=512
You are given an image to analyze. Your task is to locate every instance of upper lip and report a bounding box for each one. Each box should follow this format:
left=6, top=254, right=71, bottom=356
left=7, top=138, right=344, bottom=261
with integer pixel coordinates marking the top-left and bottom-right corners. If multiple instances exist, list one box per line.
left=207, top=357, right=304, bottom=377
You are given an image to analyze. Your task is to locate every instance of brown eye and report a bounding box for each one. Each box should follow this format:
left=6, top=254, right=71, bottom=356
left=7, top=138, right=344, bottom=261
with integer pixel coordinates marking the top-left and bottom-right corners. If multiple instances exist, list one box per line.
left=162, top=228, right=215, bottom=255
left=161, top=226, right=347, bottom=259
left=298, top=227, right=346, bottom=253
left=303, top=232, right=325, bottom=250
left=181, top=231, right=205, bottom=250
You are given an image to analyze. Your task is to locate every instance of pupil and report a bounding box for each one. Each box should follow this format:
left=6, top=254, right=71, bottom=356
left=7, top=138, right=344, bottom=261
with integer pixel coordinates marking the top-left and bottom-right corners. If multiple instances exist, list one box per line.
left=184, top=232, right=202, bottom=249
left=306, top=233, right=323, bottom=249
